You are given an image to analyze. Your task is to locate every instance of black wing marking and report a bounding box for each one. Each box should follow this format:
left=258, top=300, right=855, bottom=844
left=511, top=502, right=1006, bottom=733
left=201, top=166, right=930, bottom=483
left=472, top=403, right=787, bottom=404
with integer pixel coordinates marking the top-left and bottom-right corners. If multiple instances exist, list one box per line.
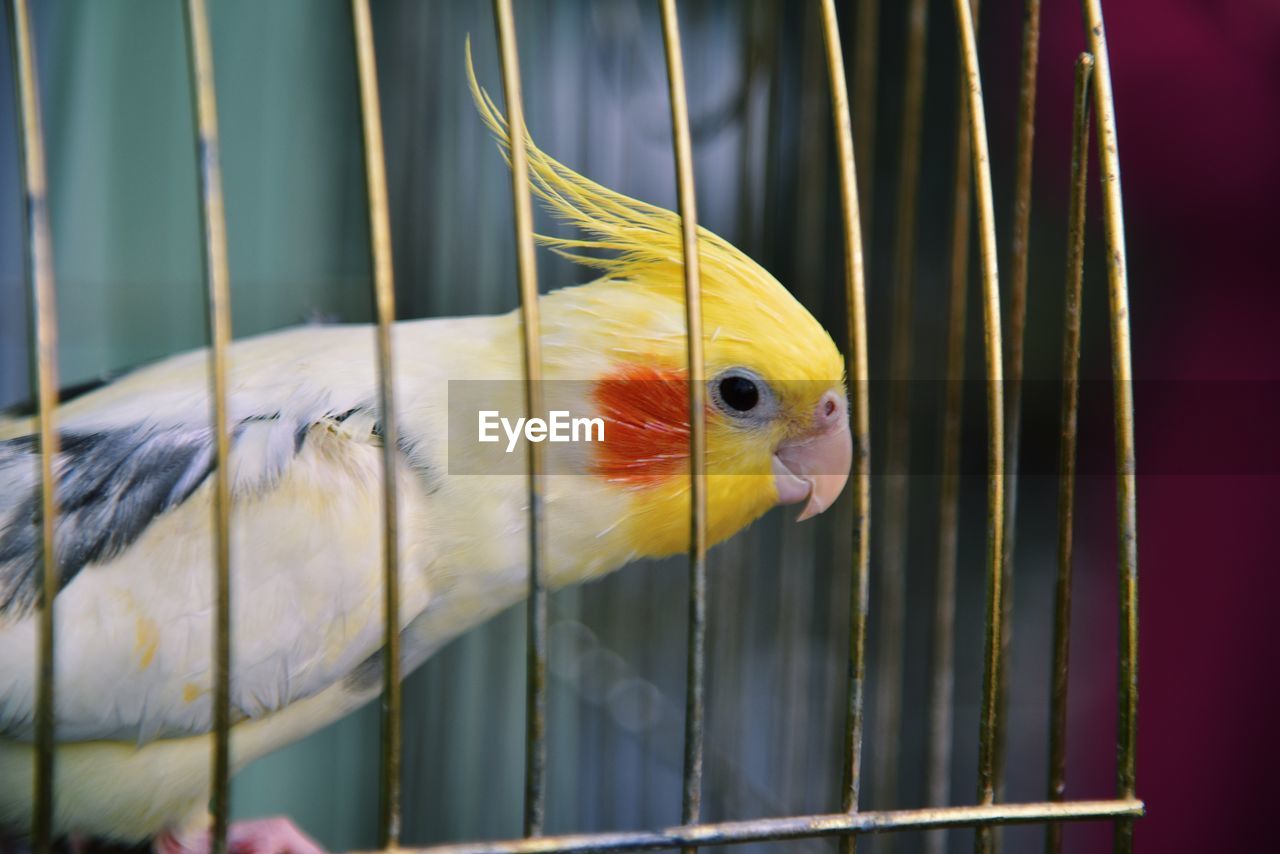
left=0, top=404, right=399, bottom=620
left=0, top=426, right=218, bottom=618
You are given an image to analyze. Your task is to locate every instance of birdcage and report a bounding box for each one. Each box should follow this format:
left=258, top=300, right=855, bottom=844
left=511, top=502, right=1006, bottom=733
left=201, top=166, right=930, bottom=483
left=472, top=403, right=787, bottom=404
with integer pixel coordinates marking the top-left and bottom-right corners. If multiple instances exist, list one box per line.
left=3, top=0, right=1139, bottom=852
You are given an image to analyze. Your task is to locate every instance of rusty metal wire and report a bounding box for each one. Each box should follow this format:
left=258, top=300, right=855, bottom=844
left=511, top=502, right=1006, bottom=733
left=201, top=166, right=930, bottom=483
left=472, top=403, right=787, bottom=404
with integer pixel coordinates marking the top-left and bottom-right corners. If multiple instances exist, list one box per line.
left=657, top=2, right=709, bottom=848
left=992, top=5, right=1042, bottom=832
left=180, top=2, right=234, bottom=851
left=1045, top=50, right=1094, bottom=854
left=396, top=799, right=1144, bottom=854
left=818, top=3, right=871, bottom=854
left=490, top=0, right=551, bottom=837
left=945, top=0, right=1008, bottom=851
left=1079, top=2, right=1140, bottom=850
left=5, top=1, right=59, bottom=849
left=350, top=0, right=403, bottom=846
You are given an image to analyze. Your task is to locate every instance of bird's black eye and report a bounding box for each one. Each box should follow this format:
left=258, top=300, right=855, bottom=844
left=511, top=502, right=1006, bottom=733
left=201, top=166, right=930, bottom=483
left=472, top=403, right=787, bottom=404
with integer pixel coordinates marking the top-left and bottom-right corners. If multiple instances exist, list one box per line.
left=718, top=375, right=759, bottom=412
left=711, top=368, right=777, bottom=422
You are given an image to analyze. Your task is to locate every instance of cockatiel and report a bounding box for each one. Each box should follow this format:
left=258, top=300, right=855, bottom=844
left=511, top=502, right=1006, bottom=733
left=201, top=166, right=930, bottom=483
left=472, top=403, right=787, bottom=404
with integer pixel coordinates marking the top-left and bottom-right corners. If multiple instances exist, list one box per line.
left=0, top=56, right=851, bottom=852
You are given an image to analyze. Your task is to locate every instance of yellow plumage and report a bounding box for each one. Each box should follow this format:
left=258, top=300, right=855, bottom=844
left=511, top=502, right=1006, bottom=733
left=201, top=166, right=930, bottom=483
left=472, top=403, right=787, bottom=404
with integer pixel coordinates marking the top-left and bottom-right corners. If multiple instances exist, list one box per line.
left=466, top=43, right=848, bottom=554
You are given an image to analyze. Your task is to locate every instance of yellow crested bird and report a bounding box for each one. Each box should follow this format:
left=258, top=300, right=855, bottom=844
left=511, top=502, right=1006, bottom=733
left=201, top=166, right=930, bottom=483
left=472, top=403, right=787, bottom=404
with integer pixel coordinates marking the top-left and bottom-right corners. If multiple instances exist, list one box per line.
left=0, top=51, right=851, bottom=852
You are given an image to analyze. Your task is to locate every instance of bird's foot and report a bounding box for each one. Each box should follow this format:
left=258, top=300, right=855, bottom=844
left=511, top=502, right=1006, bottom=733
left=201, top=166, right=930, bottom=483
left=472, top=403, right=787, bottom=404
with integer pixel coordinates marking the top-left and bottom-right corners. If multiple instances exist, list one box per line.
left=153, top=818, right=324, bottom=854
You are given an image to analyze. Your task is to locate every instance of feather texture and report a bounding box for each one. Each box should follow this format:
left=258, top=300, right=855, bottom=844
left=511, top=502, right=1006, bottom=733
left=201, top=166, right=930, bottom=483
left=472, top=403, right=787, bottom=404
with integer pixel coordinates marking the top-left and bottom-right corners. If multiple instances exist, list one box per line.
left=0, top=427, right=218, bottom=618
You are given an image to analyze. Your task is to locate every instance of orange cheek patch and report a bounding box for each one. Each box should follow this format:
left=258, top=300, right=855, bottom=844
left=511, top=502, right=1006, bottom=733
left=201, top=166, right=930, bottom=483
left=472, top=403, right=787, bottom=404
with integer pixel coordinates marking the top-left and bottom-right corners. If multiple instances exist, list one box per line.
left=591, top=364, right=692, bottom=484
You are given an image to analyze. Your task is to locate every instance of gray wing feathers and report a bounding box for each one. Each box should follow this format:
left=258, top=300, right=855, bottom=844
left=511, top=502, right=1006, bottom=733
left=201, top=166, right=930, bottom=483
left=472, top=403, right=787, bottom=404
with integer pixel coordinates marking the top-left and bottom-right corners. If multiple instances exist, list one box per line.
left=0, top=428, right=217, bottom=618
left=0, top=411, right=365, bottom=620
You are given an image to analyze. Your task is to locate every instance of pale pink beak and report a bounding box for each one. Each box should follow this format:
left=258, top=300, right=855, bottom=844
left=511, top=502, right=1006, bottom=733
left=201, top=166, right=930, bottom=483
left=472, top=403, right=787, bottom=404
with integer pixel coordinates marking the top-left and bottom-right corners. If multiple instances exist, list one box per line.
left=772, top=390, right=852, bottom=521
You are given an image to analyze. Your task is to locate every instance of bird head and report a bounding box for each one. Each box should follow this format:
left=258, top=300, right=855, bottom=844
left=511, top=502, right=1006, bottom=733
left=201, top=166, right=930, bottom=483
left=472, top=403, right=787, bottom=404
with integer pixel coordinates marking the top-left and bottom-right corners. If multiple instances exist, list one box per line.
left=468, top=49, right=850, bottom=561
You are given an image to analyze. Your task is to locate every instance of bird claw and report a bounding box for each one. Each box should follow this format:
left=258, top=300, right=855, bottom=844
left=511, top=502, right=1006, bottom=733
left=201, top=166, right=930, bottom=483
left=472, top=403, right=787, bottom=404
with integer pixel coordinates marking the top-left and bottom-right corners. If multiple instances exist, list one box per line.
left=154, top=818, right=325, bottom=854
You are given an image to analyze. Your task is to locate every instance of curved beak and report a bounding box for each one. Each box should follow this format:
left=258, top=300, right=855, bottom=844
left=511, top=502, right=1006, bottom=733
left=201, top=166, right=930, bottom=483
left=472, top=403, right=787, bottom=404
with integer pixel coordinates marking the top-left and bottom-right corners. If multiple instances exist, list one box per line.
left=772, top=390, right=852, bottom=521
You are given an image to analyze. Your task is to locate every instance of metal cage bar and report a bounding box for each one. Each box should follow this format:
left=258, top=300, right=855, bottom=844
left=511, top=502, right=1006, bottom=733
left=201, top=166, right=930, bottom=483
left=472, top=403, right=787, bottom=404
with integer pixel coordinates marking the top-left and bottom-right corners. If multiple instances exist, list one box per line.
left=657, top=1, right=709, bottom=846
left=948, top=0, right=1007, bottom=851
left=924, top=4, right=977, bottom=852
left=5, top=0, right=59, bottom=849
left=401, top=799, right=1144, bottom=854
left=818, top=2, right=872, bottom=854
left=1079, top=2, right=1140, bottom=851
left=873, top=0, right=927, bottom=823
left=1045, top=50, right=1094, bottom=854
left=490, top=0, right=551, bottom=838
left=180, top=2, right=234, bottom=851
left=992, top=0, right=1041, bottom=823
left=350, top=0, right=404, bottom=846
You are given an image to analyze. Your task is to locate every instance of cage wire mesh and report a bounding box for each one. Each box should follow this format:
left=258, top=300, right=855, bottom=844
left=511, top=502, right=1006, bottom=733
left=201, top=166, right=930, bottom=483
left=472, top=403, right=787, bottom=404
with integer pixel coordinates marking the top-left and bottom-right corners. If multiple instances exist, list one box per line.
left=0, top=1, right=1139, bottom=852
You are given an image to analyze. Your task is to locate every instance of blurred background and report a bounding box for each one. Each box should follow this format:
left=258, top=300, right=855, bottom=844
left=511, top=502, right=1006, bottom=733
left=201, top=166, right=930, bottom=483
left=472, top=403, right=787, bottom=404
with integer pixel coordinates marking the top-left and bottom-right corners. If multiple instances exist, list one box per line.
left=1, top=1, right=1277, bottom=852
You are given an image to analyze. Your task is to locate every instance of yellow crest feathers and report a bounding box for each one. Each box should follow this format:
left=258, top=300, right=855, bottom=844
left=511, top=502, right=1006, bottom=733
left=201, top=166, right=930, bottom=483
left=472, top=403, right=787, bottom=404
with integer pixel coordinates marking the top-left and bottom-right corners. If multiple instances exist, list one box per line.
left=464, top=40, right=843, bottom=385
left=467, top=42, right=775, bottom=303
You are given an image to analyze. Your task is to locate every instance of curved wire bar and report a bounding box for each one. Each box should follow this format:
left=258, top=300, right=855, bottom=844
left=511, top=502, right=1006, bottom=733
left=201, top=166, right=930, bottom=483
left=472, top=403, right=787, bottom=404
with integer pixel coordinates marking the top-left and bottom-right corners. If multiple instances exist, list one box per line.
left=5, top=1, right=60, bottom=849
left=489, top=0, right=550, bottom=838
left=1045, top=51, right=1094, bottom=854
left=1078, top=2, right=1139, bottom=850
left=180, top=1, right=234, bottom=850
left=657, top=2, right=708, bottom=848
left=946, top=0, right=1007, bottom=851
left=993, top=2, right=1042, bottom=822
left=393, top=798, right=1145, bottom=854
left=817, top=4, right=872, bottom=854
left=349, top=0, right=403, bottom=845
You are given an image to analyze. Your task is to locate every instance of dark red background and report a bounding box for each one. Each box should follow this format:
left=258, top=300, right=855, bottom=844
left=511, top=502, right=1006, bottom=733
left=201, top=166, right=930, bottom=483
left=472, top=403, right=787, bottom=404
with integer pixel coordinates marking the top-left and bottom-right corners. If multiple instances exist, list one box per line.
left=1035, top=1, right=1280, bottom=849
